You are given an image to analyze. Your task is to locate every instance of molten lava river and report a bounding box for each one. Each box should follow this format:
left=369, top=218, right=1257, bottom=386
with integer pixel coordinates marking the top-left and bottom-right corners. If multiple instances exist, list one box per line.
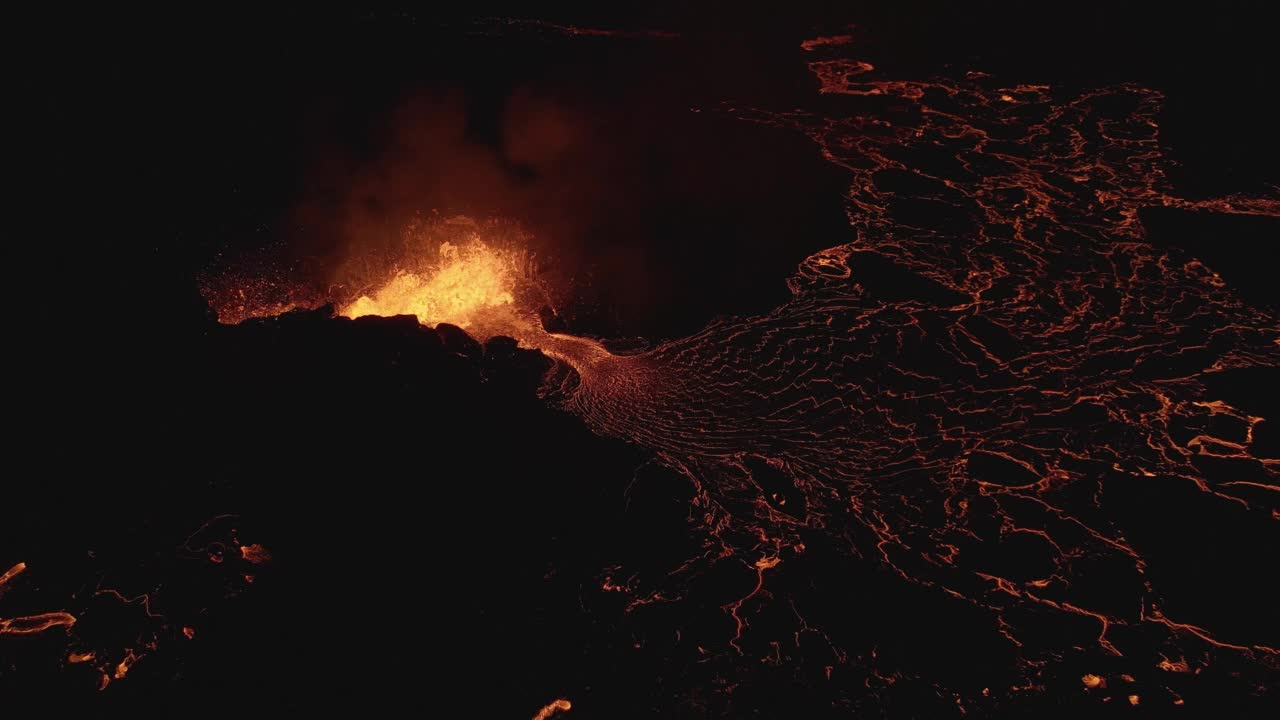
left=8, top=32, right=1279, bottom=718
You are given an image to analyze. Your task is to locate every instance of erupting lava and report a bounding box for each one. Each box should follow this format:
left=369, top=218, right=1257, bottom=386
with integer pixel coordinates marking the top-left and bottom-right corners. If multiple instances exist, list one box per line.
left=203, top=217, right=547, bottom=339
left=97, top=22, right=1280, bottom=716
left=341, top=240, right=518, bottom=329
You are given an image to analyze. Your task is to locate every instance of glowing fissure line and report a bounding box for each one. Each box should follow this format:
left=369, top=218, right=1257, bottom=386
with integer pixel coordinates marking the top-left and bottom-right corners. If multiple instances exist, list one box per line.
left=0, top=562, right=78, bottom=636
left=531, top=698, right=572, bottom=720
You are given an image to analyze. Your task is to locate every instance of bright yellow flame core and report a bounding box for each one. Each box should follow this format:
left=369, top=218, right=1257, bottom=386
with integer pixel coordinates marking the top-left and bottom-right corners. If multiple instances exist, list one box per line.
left=341, top=241, right=516, bottom=328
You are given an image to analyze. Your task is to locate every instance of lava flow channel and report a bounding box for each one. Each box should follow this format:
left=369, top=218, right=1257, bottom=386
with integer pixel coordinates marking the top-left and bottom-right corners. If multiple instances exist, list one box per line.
left=514, top=39, right=1280, bottom=714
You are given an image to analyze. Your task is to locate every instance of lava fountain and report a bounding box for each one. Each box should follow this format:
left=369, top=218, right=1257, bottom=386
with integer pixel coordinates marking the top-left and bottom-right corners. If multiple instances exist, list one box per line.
left=341, top=240, right=520, bottom=332
left=202, top=213, right=636, bottom=395
left=205, top=216, right=555, bottom=343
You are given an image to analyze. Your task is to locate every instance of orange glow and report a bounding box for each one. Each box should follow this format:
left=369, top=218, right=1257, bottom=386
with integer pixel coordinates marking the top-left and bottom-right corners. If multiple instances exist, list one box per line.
left=341, top=240, right=518, bottom=331
left=754, top=556, right=782, bottom=570
left=1, top=562, right=78, bottom=636
left=0, top=562, right=26, bottom=594
left=239, top=544, right=272, bottom=564
left=114, top=648, right=139, bottom=680
left=0, top=611, right=77, bottom=636
left=68, top=651, right=95, bottom=664
left=1080, top=674, right=1104, bottom=689
left=532, top=698, right=572, bottom=720
left=205, top=216, right=544, bottom=337
left=800, top=34, right=853, bottom=51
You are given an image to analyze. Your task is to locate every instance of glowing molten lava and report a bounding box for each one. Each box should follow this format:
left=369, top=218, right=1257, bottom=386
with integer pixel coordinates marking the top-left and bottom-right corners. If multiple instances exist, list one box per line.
left=341, top=240, right=517, bottom=328
left=532, top=698, right=572, bottom=720
left=203, top=216, right=542, bottom=334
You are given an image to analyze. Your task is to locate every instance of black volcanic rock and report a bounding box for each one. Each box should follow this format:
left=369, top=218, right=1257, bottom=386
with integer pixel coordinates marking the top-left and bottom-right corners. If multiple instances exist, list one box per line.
left=538, top=305, right=569, bottom=333
left=4, top=307, right=657, bottom=716
left=351, top=312, right=422, bottom=335
left=434, top=322, right=483, bottom=359
left=484, top=335, right=554, bottom=394
left=483, top=334, right=519, bottom=358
